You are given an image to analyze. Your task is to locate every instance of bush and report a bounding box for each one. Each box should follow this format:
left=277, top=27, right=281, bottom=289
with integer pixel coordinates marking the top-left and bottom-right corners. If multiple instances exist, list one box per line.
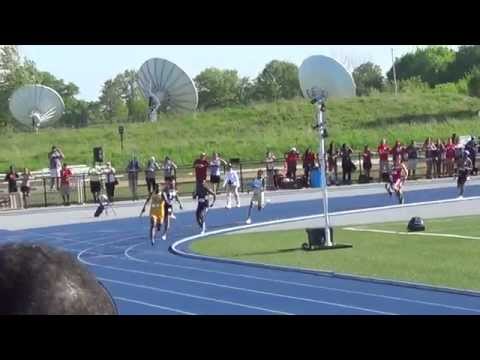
left=433, top=82, right=460, bottom=94
left=467, top=67, right=480, bottom=98
left=398, top=76, right=430, bottom=93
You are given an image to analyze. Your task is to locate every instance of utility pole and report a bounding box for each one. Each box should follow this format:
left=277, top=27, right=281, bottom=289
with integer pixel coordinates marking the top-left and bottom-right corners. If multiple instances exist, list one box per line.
left=391, top=48, right=398, bottom=96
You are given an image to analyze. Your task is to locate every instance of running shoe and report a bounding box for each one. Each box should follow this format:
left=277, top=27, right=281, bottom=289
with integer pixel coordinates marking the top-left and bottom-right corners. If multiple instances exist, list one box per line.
left=246, top=218, right=252, bottom=225
left=161, top=234, right=167, bottom=241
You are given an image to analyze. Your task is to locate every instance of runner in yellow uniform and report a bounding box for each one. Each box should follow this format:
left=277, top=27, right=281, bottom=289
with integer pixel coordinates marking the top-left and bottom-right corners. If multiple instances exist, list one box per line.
left=140, top=184, right=166, bottom=245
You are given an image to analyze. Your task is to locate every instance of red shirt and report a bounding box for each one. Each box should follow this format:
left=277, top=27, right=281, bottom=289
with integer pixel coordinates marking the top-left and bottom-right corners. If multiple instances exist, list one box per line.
left=445, top=144, right=456, bottom=159
left=60, top=168, right=73, bottom=186
left=286, top=152, right=299, bottom=165
left=363, top=150, right=372, bottom=163
left=391, top=145, right=405, bottom=162
left=378, top=144, right=390, bottom=161
left=194, top=159, right=209, bottom=181
left=302, top=152, right=315, bottom=166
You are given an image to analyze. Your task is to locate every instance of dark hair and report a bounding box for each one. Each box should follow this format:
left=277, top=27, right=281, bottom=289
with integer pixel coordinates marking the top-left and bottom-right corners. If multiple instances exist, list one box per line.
left=0, top=243, right=117, bottom=315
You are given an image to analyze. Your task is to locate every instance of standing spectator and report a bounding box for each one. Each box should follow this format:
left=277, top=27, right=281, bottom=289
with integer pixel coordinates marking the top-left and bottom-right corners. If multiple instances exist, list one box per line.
left=145, top=156, right=160, bottom=194
left=223, top=163, right=240, bottom=208
left=465, top=136, right=477, bottom=175
left=163, top=156, right=178, bottom=183
left=362, top=145, right=372, bottom=180
left=48, top=146, right=64, bottom=191
left=340, top=144, right=353, bottom=184
left=423, top=137, right=436, bottom=179
left=390, top=140, right=405, bottom=164
left=104, top=162, right=117, bottom=203
left=434, top=139, right=444, bottom=178
left=126, top=155, right=141, bottom=201
left=265, top=151, right=276, bottom=190
left=327, top=142, right=338, bottom=186
left=209, top=152, right=227, bottom=195
left=445, top=138, right=456, bottom=177
left=377, top=139, right=390, bottom=181
left=4, top=166, right=20, bottom=209
left=193, top=153, right=209, bottom=186
left=59, top=163, right=73, bottom=206
left=88, top=165, right=102, bottom=203
left=406, top=140, right=419, bottom=178
left=285, top=147, right=300, bottom=180
left=20, top=168, right=34, bottom=209
left=302, top=148, right=316, bottom=187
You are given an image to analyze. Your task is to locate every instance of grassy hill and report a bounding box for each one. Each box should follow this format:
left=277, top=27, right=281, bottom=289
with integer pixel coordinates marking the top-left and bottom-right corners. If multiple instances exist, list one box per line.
left=1, top=91, right=480, bottom=171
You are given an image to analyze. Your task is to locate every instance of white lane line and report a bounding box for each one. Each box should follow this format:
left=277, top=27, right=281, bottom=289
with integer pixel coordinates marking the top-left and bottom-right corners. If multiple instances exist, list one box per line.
left=17, top=229, right=118, bottom=247
left=123, top=244, right=480, bottom=313
left=88, top=260, right=394, bottom=315
left=343, top=227, right=480, bottom=240
left=100, top=278, right=292, bottom=315
left=114, top=297, right=197, bottom=315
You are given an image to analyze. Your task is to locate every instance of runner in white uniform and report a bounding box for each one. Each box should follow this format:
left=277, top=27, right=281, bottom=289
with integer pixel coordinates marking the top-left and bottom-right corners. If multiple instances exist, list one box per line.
left=246, top=170, right=266, bottom=224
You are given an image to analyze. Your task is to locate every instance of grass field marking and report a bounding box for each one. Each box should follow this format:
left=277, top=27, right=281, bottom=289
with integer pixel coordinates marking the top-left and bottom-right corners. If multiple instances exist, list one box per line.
left=99, top=277, right=292, bottom=315
left=124, top=243, right=480, bottom=313
left=343, top=227, right=480, bottom=240
left=113, top=297, right=197, bottom=315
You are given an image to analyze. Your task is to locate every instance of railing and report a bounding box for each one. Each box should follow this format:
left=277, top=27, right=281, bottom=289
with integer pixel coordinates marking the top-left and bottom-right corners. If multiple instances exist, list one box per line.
left=1, top=150, right=478, bottom=210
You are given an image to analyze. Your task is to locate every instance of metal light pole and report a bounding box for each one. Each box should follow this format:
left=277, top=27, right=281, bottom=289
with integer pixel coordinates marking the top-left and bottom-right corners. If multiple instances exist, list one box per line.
left=391, top=48, right=398, bottom=96
left=314, top=93, right=332, bottom=247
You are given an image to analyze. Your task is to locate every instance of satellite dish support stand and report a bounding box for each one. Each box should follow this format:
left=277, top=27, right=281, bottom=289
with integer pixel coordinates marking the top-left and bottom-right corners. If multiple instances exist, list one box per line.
left=313, top=92, right=332, bottom=247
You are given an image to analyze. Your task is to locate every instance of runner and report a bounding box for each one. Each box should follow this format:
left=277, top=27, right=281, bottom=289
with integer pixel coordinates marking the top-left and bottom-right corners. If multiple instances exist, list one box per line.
left=140, top=184, right=168, bottom=245
left=223, top=163, right=240, bottom=208
left=455, top=150, right=473, bottom=198
left=246, top=170, right=266, bottom=225
left=385, top=159, right=408, bottom=204
left=165, top=179, right=183, bottom=220
left=193, top=179, right=216, bottom=234
left=209, top=152, right=227, bottom=194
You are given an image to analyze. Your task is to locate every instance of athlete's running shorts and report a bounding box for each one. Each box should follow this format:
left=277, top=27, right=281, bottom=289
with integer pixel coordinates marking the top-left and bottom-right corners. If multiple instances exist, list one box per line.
left=150, top=206, right=165, bottom=223
left=251, top=191, right=265, bottom=208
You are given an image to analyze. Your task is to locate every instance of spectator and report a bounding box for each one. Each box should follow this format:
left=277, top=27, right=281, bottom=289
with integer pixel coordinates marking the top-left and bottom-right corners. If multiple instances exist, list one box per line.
left=209, top=152, right=227, bottom=195
left=390, top=139, right=405, bottom=165
left=126, top=155, right=141, bottom=201
left=377, top=138, right=390, bottom=181
left=273, top=168, right=282, bottom=190
left=285, top=147, right=300, bottom=179
left=88, top=165, right=102, bottom=203
left=163, top=156, right=178, bottom=183
left=223, top=163, right=240, bottom=208
left=465, top=136, right=477, bottom=175
left=423, top=137, right=436, bottom=179
left=48, top=146, right=64, bottom=191
left=302, top=147, right=316, bottom=187
left=434, top=138, right=444, bottom=178
left=265, top=151, right=276, bottom=190
left=340, top=143, right=353, bottom=184
left=104, top=162, right=117, bottom=202
left=0, top=243, right=117, bottom=314
left=145, top=156, right=160, bottom=194
left=406, top=140, right=419, bottom=178
left=4, top=166, right=20, bottom=209
left=20, top=168, right=33, bottom=209
left=362, top=145, right=372, bottom=180
left=60, top=163, right=73, bottom=206
left=327, top=142, right=338, bottom=186
left=445, top=138, right=456, bottom=177
left=193, top=152, right=209, bottom=186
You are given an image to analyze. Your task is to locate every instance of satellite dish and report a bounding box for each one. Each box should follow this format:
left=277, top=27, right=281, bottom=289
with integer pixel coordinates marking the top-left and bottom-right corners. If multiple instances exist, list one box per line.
left=137, top=58, right=198, bottom=122
left=9, top=84, right=65, bottom=129
left=298, top=55, right=356, bottom=101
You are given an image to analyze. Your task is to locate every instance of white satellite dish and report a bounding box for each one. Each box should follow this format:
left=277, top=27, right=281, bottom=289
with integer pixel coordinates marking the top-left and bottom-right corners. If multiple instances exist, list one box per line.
left=9, top=84, right=65, bottom=130
left=137, top=58, right=198, bottom=122
left=299, top=55, right=355, bottom=101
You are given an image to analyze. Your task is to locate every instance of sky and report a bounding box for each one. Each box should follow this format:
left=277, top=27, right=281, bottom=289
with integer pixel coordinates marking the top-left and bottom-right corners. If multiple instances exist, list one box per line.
left=19, top=45, right=459, bottom=102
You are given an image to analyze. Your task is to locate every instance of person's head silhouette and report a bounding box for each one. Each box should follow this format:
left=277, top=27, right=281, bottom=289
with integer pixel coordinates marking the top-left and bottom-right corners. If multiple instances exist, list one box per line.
left=0, top=243, right=117, bottom=315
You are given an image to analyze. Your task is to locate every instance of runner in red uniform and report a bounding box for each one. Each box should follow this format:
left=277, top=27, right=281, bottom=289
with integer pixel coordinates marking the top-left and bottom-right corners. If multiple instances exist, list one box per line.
left=385, top=159, right=408, bottom=204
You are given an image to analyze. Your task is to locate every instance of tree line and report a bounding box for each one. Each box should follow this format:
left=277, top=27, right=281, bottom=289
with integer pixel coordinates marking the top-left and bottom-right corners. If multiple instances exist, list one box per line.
left=2, top=45, right=480, bottom=131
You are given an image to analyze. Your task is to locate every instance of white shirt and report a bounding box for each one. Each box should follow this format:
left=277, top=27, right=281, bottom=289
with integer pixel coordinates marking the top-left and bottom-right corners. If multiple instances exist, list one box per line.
left=223, top=170, right=239, bottom=187
left=104, top=167, right=116, bottom=183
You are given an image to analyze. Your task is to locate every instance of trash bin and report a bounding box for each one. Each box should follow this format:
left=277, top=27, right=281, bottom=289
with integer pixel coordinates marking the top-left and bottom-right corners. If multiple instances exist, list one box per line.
left=310, top=167, right=322, bottom=188
left=303, top=227, right=334, bottom=250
